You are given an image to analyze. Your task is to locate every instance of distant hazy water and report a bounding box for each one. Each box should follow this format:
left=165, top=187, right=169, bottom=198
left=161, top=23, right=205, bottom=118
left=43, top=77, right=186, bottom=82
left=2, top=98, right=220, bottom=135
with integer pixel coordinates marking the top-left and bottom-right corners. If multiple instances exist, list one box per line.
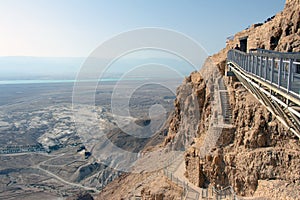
left=0, top=78, right=144, bottom=85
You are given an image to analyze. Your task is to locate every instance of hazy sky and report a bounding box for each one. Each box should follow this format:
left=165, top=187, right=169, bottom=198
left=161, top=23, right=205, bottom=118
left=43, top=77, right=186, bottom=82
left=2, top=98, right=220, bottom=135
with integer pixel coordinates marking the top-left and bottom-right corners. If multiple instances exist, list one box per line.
left=0, top=0, right=285, bottom=57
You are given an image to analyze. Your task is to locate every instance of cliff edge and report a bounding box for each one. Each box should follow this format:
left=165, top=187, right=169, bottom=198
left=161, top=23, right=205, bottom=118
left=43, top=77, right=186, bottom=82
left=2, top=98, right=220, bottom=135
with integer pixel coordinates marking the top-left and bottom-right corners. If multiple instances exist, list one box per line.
left=183, top=0, right=300, bottom=199
left=95, top=1, right=300, bottom=199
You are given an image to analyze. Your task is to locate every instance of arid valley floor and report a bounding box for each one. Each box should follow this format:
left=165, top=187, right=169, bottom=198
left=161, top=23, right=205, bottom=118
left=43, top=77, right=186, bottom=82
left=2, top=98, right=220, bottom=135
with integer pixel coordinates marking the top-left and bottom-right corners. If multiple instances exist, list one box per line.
left=0, top=80, right=177, bottom=199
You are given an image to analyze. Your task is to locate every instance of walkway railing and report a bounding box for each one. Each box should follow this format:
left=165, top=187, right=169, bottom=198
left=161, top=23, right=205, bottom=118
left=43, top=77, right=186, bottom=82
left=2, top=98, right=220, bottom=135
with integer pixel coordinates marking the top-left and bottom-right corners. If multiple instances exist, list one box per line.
left=212, top=186, right=238, bottom=200
left=163, top=169, right=190, bottom=199
left=227, top=49, right=300, bottom=138
left=228, top=49, right=300, bottom=97
left=163, top=153, right=200, bottom=200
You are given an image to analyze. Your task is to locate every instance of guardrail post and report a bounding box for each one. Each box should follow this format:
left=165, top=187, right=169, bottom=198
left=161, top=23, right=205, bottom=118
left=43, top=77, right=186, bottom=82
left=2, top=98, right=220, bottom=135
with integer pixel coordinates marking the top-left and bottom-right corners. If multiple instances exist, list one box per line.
left=284, top=60, right=287, bottom=80
left=245, top=55, right=248, bottom=71
left=251, top=54, right=255, bottom=74
left=247, top=55, right=250, bottom=72
left=243, top=55, right=246, bottom=70
left=259, top=56, right=263, bottom=77
left=255, top=56, right=259, bottom=75
left=292, top=60, right=295, bottom=82
left=245, top=55, right=247, bottom=70
left=241, top=53, right=243, bottom=67
left=287, top=59, right=294, bottom=93
left=265, top=57, right=268, bottom=81
left=247, top=54, right=250, bottom=72
left=271, top=57, right=275, bottom=83
left=278, top=58, right=283, bottom=88
left=253, top=55, right=256, bottom=74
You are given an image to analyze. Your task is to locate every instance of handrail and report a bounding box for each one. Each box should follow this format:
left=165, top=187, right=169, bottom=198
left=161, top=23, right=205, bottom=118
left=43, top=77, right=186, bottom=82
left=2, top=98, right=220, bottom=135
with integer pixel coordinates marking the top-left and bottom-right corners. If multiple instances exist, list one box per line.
left=227, top=49, right=300, bottom=138
left=252, top=48, right=300, bottom=55
left=248, top=48, right=300, bottom=59
left=227, top=49, right=300, bottom=99
left=163, top=154, right=200, bottom=200
left=212, top=185, right=238, bottom=200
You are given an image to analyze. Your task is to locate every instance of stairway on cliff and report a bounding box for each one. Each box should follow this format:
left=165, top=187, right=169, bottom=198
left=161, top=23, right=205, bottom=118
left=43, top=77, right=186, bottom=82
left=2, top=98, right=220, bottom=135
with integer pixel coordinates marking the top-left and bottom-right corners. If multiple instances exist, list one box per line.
left=218, top=78, right=232, bottom=124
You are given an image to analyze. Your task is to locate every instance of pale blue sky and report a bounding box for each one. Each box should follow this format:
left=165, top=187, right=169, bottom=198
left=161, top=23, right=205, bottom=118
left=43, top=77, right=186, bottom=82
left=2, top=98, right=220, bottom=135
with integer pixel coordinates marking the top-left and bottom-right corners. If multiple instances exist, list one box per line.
left=0, top=0, right=285, bottom=57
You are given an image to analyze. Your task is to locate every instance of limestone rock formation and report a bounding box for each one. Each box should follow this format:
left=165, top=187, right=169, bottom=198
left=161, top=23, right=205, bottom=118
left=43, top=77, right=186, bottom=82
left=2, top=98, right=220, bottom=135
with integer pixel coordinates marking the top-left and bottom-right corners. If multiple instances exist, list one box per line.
left=213, top=0, right=300, bottom=72
left=165, top=71, right=206, bottom=151
left=140, top=176, right=183, bottom=200
left=237, top=0, right=300, bottom=52
left=183, top=0, right=300, bottom=198
left=185, top=83, right=300, bottom=196
left=95, top=173, right=182, bottom=200
left=95, top=1, right=300, bottom=199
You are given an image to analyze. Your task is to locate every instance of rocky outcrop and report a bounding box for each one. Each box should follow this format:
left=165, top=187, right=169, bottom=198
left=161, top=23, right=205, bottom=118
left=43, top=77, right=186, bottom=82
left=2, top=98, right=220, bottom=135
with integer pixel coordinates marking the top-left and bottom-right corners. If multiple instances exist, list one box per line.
left=212, top=0, right=300, bottom=73
left=164, top=57, right=223, bottom=150
left=140, top=176, right=183, bottom=200
left=183, top=0, right=300, bottom=198
left=239, top=0, right=300, bottom=52
left=185, top=84, right=300, bottom=196
left=165, top=71, right=207, bottom=150
left=96, top=172, right=182, bottom=200
left=95, top=1, right=299, bottom=198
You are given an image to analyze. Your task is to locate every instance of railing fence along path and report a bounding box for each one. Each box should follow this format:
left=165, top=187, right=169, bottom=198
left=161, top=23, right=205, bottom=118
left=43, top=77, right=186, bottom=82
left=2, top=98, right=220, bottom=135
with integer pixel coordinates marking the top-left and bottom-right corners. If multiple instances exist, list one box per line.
left=227, top=49, right=300, bottom=138
left=163, top=153, right=200, bottom=200
left=228, top=49, right=300, bottom=96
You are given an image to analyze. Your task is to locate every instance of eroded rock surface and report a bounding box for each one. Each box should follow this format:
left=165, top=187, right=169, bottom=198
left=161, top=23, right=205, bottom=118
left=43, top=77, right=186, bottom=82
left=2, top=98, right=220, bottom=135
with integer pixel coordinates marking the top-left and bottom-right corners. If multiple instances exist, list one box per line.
left=183, top=0, right=300, bottom=198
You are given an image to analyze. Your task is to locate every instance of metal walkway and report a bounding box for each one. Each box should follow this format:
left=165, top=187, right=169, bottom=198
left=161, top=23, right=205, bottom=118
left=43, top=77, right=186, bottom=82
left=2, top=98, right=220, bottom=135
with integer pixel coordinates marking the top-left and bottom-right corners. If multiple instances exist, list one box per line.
left=227, top=49, right=300, bottom=138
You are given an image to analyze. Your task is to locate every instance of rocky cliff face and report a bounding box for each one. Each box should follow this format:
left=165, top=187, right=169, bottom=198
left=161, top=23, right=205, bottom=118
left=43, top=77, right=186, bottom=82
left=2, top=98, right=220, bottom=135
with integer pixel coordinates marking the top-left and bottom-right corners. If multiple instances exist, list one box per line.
left=185, top=82, right=300, bottom=197
left=165, top=71, right=206, bottom=150
left=95, top=1, right=299, bottom=199
left=237, top=0, right=300, bottom=52
left=213, top=0, right=300, bottom=70
left=182, top=0, right=300, bottom=198
left=164, top=58, right=222, bottom=150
